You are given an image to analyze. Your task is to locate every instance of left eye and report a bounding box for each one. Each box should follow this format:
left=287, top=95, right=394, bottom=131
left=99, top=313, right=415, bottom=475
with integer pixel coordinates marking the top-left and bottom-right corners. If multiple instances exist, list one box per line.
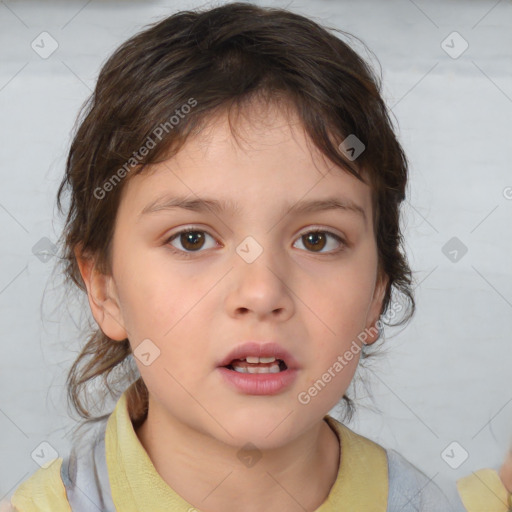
left=293, top=230, right=345, bottom=253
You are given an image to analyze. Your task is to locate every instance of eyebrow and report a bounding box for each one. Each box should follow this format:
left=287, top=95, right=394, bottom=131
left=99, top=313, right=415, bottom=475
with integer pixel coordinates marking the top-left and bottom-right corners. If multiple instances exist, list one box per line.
left=139, top=195, right=367, bottom=225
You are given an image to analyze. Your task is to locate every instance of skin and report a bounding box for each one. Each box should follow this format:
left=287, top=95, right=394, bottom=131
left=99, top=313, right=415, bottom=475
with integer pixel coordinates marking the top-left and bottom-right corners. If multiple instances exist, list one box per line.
left=500, top=449, right=512, bottom=493
left=77, top=100, right=389, bottom=512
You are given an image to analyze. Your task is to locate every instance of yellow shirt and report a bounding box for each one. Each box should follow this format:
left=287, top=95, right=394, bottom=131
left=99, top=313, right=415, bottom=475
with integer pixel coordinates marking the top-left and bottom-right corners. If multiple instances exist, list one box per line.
left=106, top=392, right=389, bottom=511
left=7, top=390, right=511, bottom=511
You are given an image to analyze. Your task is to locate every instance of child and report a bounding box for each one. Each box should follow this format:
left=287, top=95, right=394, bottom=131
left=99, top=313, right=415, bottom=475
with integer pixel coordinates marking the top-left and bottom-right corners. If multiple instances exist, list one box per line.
left=3, top=3, right=511, bottom=511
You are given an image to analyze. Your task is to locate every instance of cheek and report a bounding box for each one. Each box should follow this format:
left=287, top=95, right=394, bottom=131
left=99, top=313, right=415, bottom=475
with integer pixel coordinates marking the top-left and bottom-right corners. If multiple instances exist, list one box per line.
left=302, top=256, right=377, bottom=333
left=113, top=246, right=197, bottom=333
left=298, top=349, right=360, bottom=414
left=114, top=248, right=216, bottom=373
left=297, top=249, right=378, bottom=390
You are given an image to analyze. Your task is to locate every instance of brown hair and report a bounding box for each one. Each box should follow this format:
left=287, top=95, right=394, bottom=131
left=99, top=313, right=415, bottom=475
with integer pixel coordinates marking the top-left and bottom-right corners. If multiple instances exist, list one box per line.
left=56, top=2, right=415, bottom=433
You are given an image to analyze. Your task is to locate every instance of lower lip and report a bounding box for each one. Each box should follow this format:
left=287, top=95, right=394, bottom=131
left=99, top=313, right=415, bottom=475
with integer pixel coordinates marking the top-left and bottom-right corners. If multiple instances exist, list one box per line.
left=217, top=366, right=298, bottom=395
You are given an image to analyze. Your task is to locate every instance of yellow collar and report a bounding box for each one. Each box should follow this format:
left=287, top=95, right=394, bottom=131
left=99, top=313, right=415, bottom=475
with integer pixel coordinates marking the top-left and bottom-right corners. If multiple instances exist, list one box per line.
left=105, top=391, right=388, bottom=511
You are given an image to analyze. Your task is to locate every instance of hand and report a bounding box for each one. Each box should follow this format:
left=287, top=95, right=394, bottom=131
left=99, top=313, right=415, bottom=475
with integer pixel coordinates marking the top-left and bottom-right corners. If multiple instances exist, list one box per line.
left=499, top=447, right=512, bottom=494
left=0, top=501, right=16, bottom=512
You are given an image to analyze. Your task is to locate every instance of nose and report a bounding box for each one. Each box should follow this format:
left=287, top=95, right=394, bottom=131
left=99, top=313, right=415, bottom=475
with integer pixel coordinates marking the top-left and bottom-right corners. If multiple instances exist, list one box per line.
left=224, top=244, right=295, bottom=322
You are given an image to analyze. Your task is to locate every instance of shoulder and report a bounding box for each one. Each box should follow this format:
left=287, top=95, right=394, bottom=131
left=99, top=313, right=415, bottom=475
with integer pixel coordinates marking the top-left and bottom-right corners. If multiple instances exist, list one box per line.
left=457, top=467, right=510, bottom=511
left=7, top=418, right=112, bottom=512
left=386, top=448, right=464, bottom=512
left=8, top=458, right=71, bottom=512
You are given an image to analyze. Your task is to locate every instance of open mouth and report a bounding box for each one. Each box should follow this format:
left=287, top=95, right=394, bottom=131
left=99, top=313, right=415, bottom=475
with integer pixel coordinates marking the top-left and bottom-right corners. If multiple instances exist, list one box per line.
left=224, top=357, right=288, bottom=374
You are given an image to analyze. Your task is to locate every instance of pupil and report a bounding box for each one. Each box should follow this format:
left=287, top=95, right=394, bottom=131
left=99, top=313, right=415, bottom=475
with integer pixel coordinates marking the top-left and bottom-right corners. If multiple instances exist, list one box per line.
left=304, top=232, right=326, bottom=252
left=182, top=231, right=204, bottom=250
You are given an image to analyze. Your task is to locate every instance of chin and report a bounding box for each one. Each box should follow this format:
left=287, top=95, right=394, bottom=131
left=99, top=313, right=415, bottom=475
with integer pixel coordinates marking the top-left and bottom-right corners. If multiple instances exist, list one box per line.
left=214, top=414, right=297, bottom=449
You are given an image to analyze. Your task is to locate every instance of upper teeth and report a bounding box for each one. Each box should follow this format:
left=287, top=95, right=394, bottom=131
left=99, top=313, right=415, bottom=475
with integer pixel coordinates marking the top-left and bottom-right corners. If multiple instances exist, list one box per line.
left=245, top=356, right=276, bottom=363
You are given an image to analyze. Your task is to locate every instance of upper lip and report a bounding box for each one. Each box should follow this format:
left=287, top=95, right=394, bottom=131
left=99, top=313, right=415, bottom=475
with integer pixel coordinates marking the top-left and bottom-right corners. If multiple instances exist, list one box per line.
left=217, top=342, right=300, bottom=370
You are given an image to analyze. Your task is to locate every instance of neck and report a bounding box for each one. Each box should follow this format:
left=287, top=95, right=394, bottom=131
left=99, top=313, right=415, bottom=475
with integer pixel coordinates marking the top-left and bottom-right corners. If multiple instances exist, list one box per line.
left=135, top=398, right=340, bottom=512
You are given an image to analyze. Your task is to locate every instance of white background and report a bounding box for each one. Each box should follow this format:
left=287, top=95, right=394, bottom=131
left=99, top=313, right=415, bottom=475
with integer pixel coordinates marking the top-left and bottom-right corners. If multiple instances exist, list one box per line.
left=0, top=0, right=511, bottom=506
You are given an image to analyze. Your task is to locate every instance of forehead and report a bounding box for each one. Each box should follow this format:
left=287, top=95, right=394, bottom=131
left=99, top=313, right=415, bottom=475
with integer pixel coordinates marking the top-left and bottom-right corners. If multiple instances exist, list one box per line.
left=120, top=102, right=373, bottom=224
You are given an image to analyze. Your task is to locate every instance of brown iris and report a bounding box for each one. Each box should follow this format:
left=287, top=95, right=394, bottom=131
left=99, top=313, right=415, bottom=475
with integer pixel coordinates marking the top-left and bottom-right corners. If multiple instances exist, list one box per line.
left=302, top=232, right=327, bottom=252
left=180, top=231, right=205, bottom=251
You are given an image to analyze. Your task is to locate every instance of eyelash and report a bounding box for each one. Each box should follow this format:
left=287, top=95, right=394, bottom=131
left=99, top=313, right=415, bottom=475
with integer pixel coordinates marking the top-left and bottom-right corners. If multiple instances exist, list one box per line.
left=164, top=226, right=347, bottom=259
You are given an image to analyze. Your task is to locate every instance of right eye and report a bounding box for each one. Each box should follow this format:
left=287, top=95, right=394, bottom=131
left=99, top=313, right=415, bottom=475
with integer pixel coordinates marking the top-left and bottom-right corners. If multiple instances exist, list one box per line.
left=165, top=228, right=218, bottom=256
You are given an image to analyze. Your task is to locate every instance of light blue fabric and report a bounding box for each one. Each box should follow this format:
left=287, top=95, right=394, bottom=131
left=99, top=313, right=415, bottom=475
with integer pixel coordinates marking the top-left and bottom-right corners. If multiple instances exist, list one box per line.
left=386, top=448, right=466, bottom=511
left=61, top=424, right=115, bottom=512
left=60, top=420, right=468, bottom=511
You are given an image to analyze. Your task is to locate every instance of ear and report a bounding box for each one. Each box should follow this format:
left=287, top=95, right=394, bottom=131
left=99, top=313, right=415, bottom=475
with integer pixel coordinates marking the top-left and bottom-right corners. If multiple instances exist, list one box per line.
left=363, top=270, right=389, bottom=346
left=74, top=246, right=128, bottom=341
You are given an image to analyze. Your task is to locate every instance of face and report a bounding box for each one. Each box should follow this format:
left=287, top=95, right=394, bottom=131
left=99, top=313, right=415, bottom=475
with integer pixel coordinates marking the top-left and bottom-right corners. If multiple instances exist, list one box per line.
left=87, top=101, right=387, bottom=449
